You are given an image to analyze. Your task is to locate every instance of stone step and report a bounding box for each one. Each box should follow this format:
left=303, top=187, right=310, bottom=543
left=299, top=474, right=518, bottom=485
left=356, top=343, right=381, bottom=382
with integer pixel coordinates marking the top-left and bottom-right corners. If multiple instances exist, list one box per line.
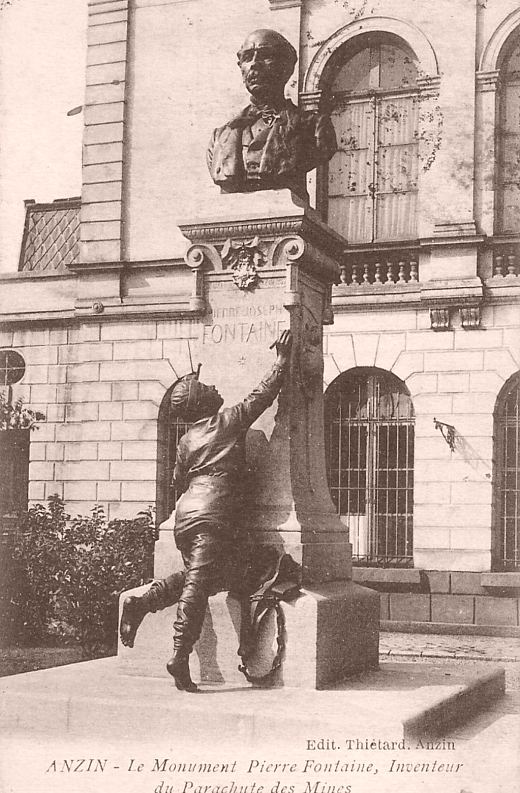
left=0, top=656, right=505, bottom=747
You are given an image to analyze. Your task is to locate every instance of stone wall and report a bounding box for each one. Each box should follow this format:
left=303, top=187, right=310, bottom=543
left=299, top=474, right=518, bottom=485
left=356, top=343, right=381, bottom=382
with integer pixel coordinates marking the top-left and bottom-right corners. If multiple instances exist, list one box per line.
left=324, top=300, right=520, bottom=572
left=1, top=317, right=199, bottom=520
left=1, top=293, right=518, bottom=566
left=354, top=570, right=520, bottom=634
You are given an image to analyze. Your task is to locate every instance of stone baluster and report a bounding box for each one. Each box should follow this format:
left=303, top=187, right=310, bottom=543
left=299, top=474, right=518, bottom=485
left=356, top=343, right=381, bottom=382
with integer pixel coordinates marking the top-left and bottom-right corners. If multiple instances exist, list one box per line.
left=362, top=263, right=370, bottom=284
left=507, top=255, right=516, bottom=277
left=398, top=261, right=406, bottom=283
left=339, top=264, right=349, bottom=284
left=352, top=263, right=361, bottom=285
left=494, top=255, right=504, bottom=277
left=374, top=262, right=382, bottom=283
left=386, top=262, right=396, bottom=283
left=410, top=260, right=418, bottom=281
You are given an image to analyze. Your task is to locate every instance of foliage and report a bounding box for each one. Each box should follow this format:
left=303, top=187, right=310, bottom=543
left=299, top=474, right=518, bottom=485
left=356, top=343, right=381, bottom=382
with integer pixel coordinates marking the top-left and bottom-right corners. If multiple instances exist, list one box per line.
left=8, top=495, right=68, bottom=644
left=11, top=496, right=155, bottom=656
left=0, top=392, right=45, bottom=431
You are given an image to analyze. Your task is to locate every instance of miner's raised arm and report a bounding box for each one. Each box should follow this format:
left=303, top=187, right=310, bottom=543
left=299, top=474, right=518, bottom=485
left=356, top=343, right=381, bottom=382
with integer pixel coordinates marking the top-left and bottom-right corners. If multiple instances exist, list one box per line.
left=228, top=330, right=292, bottom=429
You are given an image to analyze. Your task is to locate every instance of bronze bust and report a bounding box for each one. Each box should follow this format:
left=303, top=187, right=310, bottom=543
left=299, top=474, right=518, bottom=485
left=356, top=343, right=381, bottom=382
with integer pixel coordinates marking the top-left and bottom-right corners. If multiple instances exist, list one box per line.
left=207, top=29, right=336, bottom=196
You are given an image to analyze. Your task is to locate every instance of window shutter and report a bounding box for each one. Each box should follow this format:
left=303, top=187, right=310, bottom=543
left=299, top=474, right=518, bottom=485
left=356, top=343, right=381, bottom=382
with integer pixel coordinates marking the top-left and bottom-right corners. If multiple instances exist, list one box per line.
left=375, top=94, right=419, bottom=240
left=328, top=97, right=375, bottom=243
left=497, top=80, right=520, bottom=234
left=325, top=38, right=420, bottom=244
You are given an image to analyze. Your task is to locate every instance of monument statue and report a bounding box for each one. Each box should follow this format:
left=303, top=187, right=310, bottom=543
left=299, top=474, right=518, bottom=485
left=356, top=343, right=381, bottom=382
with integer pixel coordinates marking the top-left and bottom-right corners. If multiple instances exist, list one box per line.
left=120, top=331, right=293, bottom=692
left=207, top=29, right=337, bottom=195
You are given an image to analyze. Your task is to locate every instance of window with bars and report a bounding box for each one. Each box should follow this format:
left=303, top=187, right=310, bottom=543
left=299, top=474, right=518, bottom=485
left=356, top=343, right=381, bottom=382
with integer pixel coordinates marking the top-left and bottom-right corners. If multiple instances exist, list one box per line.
left=324, top=36, right=420, bottom=243
left=156, top=388, right=191, bottom=525
left=496, top=34, right=520, bottom=234
left=324, top=368, right=415, bottom=567
left=494, top=373, right=520, bottom=571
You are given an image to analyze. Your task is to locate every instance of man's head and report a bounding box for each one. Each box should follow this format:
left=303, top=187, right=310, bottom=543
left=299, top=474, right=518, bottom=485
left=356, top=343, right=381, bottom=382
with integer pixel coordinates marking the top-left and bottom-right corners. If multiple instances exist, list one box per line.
left=237, top=29, right=297, bottom=105
left=170, top=375, right=224, bottom=422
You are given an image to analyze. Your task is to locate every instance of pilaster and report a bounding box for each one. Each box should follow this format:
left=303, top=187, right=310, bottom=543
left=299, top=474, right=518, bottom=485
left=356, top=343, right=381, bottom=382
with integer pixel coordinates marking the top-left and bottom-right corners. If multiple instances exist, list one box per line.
left=81, top=0, right=130, bottom=264
left=475, top=71, right=500, bottom=237
left=419, top=222, right=484, bottom=329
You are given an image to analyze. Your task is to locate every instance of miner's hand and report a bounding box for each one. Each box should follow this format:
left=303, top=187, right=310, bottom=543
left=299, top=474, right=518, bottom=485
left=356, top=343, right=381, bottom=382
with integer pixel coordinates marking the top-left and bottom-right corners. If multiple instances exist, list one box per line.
left=274, top=330, right=292, bottom=365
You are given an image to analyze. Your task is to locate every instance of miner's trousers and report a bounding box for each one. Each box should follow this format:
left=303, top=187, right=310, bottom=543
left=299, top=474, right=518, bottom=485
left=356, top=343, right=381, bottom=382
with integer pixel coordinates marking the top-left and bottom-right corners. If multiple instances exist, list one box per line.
left=145, top=531, right=244, bottom=653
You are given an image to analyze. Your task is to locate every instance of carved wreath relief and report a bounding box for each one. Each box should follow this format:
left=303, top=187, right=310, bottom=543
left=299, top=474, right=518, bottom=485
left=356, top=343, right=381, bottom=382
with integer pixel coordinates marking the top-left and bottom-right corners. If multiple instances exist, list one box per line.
left=221, top=237, right=265, bottom=290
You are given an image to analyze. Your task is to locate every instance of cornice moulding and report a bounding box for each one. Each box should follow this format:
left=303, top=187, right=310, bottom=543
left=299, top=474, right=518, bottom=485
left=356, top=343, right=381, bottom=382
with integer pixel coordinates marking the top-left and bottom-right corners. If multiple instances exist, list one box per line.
left=269, top=0, right=302, bottom=8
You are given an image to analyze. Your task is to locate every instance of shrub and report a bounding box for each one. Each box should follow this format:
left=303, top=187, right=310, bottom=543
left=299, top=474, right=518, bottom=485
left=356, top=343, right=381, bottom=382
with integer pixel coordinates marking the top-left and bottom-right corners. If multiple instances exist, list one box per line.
left=0, top=391, right=45, bottom=430
left=11, top=496, right=155, bottom=657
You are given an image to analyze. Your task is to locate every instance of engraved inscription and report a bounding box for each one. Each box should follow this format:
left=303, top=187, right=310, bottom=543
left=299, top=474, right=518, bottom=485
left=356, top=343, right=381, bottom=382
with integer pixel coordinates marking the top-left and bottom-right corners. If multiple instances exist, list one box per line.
left=203, top=303, right=286, bottom=345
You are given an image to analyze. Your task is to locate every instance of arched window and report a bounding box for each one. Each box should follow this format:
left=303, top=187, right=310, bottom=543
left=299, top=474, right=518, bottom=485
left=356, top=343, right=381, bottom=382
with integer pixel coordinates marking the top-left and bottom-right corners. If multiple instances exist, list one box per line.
left=324, top=367, right=415, bottom=567
left=496, top=33, right=520, bottom=234
left=323, top=34, right=420, bottom=243
left=493, top=373, right=520, bottom=571
left=156, top=388, right=190, bottom=525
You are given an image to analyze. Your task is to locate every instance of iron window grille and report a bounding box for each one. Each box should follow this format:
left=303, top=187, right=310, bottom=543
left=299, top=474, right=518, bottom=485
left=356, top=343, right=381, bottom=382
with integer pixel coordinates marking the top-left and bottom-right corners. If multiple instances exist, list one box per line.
left=156, top=386, right=191, bottom=527
left=166, top=417, right=191, bottom=517
left=494, top=373, right=520, bottom=571
left=325, top=368, right=415, bottom=567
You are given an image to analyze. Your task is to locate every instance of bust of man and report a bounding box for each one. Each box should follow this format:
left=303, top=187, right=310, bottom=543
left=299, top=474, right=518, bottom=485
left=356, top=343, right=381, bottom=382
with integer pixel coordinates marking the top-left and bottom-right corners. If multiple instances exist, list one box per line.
left=207, top=28, right=336, bottom=196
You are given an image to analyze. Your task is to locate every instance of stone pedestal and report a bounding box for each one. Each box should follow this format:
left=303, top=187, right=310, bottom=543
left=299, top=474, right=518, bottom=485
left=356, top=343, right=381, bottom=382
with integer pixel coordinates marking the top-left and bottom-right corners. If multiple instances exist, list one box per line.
left=119, top=583, right=379, bottom=689
left=119, top=190, right=379, bottom=687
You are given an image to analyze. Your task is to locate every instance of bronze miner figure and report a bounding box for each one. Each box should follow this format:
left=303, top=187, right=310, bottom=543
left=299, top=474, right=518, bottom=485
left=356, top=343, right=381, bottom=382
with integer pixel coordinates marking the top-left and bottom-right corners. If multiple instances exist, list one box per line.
left=207, top=29, right=336, bottom=196
left=120, top=331, right=292, bottom=692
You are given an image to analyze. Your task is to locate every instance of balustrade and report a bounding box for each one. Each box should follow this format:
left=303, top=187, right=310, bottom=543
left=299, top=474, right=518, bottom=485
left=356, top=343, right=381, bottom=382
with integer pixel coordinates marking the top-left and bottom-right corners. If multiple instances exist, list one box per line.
left=493, top=252, right=519, bottom=278
left=338, top=252, right=419, bottom=287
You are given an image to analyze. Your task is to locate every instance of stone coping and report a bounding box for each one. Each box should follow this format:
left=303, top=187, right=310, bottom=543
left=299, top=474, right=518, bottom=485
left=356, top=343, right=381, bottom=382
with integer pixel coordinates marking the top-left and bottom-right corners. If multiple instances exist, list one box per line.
left=353, top=568, right=520, bottom=594
left=381, top=620, right=520, bottom=638
left=481, top=572, right=520, bottom=589
left=352, top=568, right=422, bottom=586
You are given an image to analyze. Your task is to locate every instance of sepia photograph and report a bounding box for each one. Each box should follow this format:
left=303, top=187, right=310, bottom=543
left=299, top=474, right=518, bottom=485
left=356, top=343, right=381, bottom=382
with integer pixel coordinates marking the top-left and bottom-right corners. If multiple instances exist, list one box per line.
left=0, top=0, right=519, bottom=791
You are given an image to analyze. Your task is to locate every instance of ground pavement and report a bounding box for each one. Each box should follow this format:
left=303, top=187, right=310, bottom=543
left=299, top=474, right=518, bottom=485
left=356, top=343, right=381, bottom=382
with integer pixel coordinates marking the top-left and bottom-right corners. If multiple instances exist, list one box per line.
left=380, top=630, right=520, bottom=792
left=0, top=632, right=518, bottom=793
left=379, top=631, right=520, bottom=663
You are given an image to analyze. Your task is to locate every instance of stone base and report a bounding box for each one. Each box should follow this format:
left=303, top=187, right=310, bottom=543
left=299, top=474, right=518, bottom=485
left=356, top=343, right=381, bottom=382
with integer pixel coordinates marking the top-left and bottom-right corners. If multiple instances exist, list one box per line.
left=118, top=581, right=379, bottom=689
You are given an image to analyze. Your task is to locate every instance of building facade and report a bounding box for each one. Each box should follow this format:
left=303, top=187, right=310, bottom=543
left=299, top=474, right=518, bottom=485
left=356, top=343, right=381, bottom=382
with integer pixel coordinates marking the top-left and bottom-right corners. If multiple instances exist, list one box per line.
left=0, top=0, right=519, bottom=632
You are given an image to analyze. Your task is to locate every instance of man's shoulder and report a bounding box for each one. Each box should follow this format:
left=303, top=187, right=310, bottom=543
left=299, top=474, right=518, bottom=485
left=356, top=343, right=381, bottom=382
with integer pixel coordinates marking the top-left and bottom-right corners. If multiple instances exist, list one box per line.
left=214, top=105, right=253, bottom=133
left=212, top=101, right=303, bottom=135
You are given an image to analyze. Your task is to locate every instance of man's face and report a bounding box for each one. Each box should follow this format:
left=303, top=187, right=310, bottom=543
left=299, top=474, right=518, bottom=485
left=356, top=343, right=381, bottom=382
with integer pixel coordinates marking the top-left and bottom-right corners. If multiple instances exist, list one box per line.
left=238, top=32, right=291, bottom=101
left=198, top=384, right=224, bottom=417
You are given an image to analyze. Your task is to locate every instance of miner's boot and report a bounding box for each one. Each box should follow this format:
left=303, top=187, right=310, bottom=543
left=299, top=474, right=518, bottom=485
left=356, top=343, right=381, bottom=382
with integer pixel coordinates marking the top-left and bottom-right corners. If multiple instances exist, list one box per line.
left=119, top=595, right=150, bottom=648
left=166, top=650, right=199, bottom=692
left=119, top=573, right=186, bottom=648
